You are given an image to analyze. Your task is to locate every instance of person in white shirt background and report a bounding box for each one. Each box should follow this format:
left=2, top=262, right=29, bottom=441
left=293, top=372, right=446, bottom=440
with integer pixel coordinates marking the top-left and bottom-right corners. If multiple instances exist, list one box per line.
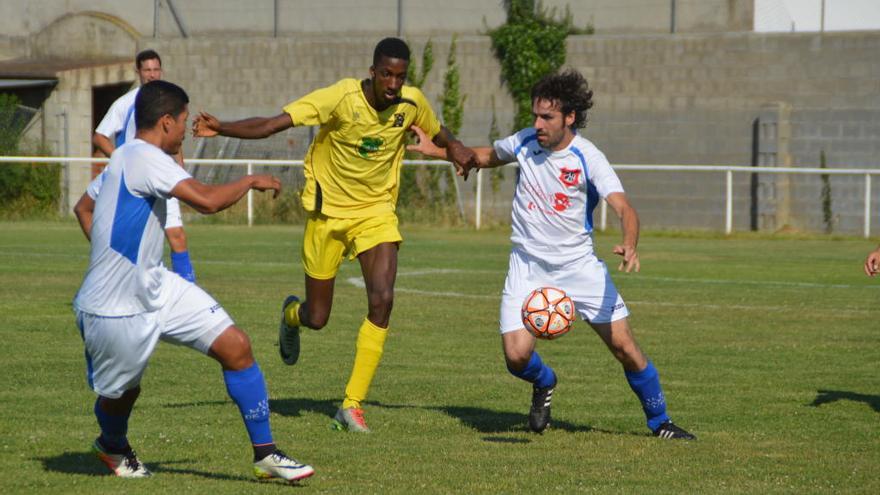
left=76, top=49, right=195, bottom=282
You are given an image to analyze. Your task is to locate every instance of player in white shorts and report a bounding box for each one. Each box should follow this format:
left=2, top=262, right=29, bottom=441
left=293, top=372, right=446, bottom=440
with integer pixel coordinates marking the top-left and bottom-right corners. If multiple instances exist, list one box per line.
left=76, top=49, right=196, bottom=282
left=409, top=70, right=695, bottom=440
left=73, top=80, right=314, bottom=482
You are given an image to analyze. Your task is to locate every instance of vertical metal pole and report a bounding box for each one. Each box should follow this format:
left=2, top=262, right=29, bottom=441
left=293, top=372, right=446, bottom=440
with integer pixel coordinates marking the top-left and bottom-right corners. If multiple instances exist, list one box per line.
left=864, top=174, right=872, bottom=238
left=58, top=110, right=69, bottom=215
left=397, top=0, right=403, bottom=37
left=600, top=199, right=608, bottom=231
left=247, top=162, right=253, bottom=227
left=725, top=170, right=733, bottom=234
left=670, top=0, right=676, bottom=33
left=273, top=0, right=279, bottom=37
left=154, top=0, right=159, bottom=38
left=820, top=0, right=826, bottom=33
left=475, top=170, right=483, bottom=230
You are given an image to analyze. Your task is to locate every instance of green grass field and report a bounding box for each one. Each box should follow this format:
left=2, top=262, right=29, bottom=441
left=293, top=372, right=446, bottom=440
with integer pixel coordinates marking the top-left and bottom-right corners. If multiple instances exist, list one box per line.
left=1, top=221, right=878, bottom=494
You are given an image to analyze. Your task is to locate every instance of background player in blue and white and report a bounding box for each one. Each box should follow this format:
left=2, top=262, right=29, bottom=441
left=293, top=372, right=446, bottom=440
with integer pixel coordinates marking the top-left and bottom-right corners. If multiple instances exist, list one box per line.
left=410, top=70, right=695, bottom=440
left=73, top=80, right=314, bottom=481
left=77, top=49, right=196, bottom=282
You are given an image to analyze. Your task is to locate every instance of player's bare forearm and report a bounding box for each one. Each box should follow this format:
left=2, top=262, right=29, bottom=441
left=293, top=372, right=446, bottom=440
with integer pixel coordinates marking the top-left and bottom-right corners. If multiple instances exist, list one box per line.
left=606, top=192, right=641, bottom=272
left=171, top=176, right=281, bottom=215
left=93, top=133, right=114, bottom=157
left=73, top=193, right=95, bottom=241
left=164, top=226, right=188, bottom=253
left=194, top=111, right=292, bottom=139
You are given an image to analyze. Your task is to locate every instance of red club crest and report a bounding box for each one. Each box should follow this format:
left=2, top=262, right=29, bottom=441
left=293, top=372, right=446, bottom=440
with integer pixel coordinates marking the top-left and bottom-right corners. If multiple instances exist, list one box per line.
left=553, top=193, right=571, bottom=212
left=559, top=168, right=581, bottom=187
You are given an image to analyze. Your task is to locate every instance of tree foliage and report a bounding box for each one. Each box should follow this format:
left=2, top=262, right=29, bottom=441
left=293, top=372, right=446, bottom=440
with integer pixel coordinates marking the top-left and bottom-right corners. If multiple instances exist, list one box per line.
left=489, top=0, right=588, bottom=131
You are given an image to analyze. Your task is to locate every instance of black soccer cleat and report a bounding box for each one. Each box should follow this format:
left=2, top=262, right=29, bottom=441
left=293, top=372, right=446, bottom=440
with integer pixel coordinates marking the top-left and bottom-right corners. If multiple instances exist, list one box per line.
left=528, top=382, right=556, bottom=433
left=279, top=295, right=301, bottom=366
left=652, top=421, right=696, bottom=440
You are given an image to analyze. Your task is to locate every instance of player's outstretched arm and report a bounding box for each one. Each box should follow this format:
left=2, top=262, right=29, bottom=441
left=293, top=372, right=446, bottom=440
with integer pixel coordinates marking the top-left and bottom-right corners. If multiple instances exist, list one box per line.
left=73, top=192, right=96, bottom=241
left=407, top=125, right=503, bottom=173
left=171, top=175, right=281, bottom=215
left=192, top=111, right=293, bottom=140
left=864, top=246, right=880, bottom=277
left=606, top=192, right=641, bottom=273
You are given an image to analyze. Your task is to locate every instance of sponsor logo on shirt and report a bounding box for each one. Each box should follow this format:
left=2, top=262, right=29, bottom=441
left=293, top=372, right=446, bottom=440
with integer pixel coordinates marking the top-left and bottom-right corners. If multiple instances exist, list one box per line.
left=559, top=168, right=581, bottom=187
left=552, top=193, right=571, bottom=212
left=358, top=136, right=385, bottom=157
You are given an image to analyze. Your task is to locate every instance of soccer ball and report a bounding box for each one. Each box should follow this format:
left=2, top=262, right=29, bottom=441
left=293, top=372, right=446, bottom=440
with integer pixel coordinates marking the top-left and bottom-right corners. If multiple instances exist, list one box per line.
left=521, top=287, right=575, bottom=339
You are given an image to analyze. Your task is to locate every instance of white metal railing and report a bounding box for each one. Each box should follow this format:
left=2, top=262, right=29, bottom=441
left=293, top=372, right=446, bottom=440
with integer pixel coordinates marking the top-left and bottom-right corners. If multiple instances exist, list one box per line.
left=1, top=157, right=878, bottom=237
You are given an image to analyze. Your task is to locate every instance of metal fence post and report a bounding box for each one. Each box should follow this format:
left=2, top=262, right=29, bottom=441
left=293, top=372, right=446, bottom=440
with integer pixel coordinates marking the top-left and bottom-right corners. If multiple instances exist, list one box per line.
left=725, top=169, right=733, bottom=234
left=475, top=170, right=483, bottom=230
left=247, top=162, right=253, bottom=227
left=864, top=173, right=872, bottom=238
left=600, top=199, right=608, bottom=231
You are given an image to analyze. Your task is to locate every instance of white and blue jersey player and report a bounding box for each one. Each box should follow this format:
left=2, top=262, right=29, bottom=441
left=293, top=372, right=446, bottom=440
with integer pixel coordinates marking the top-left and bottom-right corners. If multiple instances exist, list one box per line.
left=82, top=49, right=194, bottom=282
left=73, top=80, right=315, bottom=481
left=409, top=70, right=695, bottom=440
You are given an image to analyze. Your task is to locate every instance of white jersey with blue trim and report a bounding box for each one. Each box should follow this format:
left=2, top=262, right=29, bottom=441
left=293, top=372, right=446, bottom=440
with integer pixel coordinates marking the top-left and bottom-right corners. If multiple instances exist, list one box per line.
left=494, top=129, right=624, bottom=265
left=74, top=139, right=191, bottom=316
left=95, top=87, right=138, bottom=148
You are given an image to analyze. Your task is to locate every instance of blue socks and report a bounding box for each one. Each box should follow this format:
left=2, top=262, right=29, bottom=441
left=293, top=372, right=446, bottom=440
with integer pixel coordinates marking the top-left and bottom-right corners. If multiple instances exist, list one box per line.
left=170, top=251, right=196, bottom=282
left=625, top=361, right=670, bottom=431
left=223, top=362, right=273, bottom=447
left=94, top=399, right=129, bottom=451
left=507, top=352, right=557, bottom=389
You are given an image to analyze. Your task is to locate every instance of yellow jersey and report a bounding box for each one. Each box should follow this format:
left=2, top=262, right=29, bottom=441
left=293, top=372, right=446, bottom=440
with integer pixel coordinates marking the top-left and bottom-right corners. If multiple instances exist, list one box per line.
left=283, top=78, right=442, bottom=218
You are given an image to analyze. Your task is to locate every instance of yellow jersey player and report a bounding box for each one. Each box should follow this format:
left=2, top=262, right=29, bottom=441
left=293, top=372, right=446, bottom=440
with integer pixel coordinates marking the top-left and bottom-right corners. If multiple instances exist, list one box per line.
left=193, top=37, right=474, bottom=432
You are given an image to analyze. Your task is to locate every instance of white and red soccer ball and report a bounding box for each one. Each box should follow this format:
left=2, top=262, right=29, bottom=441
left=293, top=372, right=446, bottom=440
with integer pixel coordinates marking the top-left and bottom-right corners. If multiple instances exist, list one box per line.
left=521, top=287, right=575, bottom=339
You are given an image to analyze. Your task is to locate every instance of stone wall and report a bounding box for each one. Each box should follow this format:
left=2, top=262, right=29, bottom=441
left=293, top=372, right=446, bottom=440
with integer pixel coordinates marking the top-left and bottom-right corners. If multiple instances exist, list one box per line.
left=138, top=31, right=880, bottom=233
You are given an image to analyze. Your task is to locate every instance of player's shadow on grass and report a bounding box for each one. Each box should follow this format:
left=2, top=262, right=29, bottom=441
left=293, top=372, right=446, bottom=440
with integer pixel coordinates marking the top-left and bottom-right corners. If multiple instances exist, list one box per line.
left=36, top=452, right=251, bottom=483
left=164, top=398, right=339, bottom=419
left=371, top=401, right=616, bottom=436
left=269, top=398, right=339, bottom=418
left=810, top=390, right=880, bottom=413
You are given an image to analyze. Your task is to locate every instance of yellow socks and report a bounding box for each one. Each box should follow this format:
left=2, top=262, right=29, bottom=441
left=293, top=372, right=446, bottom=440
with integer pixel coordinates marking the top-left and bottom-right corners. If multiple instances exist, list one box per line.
left=342, top=318, right=388, bottom=410
left=284, top=301, right=301, bottom=327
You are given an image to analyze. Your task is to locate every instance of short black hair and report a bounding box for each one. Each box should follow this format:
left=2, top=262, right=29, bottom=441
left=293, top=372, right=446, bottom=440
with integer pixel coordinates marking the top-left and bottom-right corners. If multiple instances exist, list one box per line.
left=135, top=80, right=189, bottom=130
left=373, top=37, right=410, bottom=66
left=135, top=49, right=162, bottom=69
left=531, top=69, right=594, bottom=129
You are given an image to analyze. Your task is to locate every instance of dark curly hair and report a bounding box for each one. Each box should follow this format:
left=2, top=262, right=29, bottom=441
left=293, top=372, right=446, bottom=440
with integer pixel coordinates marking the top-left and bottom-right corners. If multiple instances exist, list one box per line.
left=530, top=69, right=594, bottom=129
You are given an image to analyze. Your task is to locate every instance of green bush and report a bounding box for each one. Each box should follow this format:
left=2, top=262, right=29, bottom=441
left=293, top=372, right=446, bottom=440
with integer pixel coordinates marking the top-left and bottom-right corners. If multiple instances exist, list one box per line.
left=489, top=0, right=590, bottom=132
left=0, top=93, right=60, bottom=219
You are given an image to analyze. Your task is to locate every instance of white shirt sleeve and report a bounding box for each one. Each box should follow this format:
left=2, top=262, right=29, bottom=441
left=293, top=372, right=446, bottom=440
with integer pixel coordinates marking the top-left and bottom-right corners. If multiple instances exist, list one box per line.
left=583, top=145, right=624, bottom=198
left=494, top=129, right=532, bottom=163
left=126, top=147, right=192, bottom=200
left=164, top=198, right=183, bottom=229
left=95, top=88, right=136, bottom=139
left=85, top=172, right=105, bottom=200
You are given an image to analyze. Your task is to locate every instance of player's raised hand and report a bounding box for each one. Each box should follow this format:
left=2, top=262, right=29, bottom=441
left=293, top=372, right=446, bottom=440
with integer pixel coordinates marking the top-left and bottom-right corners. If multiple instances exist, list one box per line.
left=250, top=174, right=282, bottom=199
left=193, top=111, right=221, bottom=137
left=406, top=125, right=444, bottom=157
left=446, top=141, right=477, bottom=180
left=613, top=244, right=640, bottom=273
left=864, top=248, right=880, bottom=277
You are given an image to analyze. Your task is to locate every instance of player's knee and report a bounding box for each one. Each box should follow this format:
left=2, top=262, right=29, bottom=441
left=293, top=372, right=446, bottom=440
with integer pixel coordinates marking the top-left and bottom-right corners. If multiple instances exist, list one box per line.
left=305, top=306, right=330, bottom=329
left=505, top=352, right=531, bottom=372
left=367, top=287, right=394, bottom=315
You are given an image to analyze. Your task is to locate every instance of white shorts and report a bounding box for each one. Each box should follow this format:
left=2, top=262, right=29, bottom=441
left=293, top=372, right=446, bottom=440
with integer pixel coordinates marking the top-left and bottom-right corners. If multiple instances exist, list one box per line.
left=75, top=276, right=233, bottom=399
left=165, top=197, right=183, bottom=229
left=499, top=248, right=629, bottom=333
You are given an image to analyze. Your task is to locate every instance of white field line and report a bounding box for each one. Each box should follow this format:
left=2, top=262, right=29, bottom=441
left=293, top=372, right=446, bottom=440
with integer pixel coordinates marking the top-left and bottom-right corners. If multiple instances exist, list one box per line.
left=2, top=248, right=877, bottom=308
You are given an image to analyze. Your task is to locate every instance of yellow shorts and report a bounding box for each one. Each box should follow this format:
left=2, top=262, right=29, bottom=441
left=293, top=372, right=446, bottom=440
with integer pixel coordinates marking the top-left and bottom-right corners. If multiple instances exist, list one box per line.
left=302, top=211, right=402, bottom=280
